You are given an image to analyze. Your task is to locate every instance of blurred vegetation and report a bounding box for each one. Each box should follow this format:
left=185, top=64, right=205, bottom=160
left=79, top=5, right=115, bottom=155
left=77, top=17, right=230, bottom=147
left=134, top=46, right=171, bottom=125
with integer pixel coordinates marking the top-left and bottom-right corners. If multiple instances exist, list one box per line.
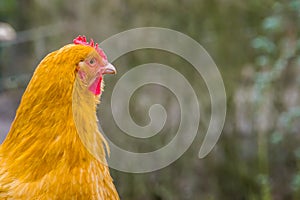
left=0, top=0, right=300, bottom=199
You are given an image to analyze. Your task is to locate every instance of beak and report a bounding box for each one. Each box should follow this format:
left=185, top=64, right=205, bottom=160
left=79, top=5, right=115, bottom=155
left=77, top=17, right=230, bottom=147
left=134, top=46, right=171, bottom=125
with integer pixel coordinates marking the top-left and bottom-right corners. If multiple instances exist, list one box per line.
left=103, top=63, right=117, bottom=75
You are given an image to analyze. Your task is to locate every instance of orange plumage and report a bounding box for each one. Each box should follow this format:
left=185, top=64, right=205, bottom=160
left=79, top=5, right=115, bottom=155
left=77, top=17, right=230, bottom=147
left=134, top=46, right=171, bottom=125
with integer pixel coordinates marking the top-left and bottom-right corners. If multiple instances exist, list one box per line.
left=0, top=36, right=120, bottom=199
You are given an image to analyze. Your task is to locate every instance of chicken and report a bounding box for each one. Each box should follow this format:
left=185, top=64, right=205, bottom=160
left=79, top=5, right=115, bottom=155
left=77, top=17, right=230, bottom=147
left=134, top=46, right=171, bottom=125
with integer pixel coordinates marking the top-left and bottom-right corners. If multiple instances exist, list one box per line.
left=0, top=36, right=120, bottom=199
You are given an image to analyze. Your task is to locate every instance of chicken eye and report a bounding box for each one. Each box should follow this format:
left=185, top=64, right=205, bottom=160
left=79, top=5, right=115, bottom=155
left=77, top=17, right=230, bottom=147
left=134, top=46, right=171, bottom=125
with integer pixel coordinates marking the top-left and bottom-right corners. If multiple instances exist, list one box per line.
left=89, top=58, right=96, bottom=65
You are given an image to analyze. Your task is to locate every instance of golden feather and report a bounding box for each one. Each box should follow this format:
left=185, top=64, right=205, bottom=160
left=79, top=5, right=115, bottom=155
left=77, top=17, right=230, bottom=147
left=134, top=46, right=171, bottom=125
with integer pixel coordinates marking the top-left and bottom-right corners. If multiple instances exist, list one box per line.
left=0, top=44, right=119, bottom=199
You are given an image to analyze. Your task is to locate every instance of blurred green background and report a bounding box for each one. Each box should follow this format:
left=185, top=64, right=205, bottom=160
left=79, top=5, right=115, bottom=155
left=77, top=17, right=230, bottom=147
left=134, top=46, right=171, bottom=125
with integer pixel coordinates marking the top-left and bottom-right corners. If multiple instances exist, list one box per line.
left=0, top=0, right=300, bottom=199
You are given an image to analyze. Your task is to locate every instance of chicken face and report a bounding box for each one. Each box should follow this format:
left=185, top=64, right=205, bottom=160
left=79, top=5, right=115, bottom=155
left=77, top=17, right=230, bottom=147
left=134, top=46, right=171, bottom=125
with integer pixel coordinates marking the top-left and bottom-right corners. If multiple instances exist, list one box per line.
left=74, top=35, right=116, bottom=95
left=77, top=54, right=116, bottom=95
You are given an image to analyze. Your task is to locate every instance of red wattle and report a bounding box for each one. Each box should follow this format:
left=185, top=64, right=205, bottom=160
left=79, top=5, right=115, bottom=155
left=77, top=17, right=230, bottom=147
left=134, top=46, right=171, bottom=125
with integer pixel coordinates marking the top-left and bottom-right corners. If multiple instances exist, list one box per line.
left=88, top=76, right=102, bottom=95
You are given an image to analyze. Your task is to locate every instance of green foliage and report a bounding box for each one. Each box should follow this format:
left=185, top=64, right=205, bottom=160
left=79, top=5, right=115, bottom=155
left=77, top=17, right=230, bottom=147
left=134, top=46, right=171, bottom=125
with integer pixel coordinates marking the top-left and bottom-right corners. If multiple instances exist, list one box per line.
left=251, top=0, right=300, bottom=199
left=251, top=36, right=276, bottom=54
left=292, top=173, right=300, bottom=191
left=279, top=107, right=300, bottom=130
left=262, top=15, right=282, bottom=32
left=0, top=0, right=17, bottom=22
left=270, top=131, right=283, bottom=144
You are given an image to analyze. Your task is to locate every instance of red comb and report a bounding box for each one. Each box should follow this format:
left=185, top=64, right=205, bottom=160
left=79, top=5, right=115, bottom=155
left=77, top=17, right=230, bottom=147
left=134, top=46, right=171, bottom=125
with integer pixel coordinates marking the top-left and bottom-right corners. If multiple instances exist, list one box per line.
left=73, top=35, right=107, bottom=61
